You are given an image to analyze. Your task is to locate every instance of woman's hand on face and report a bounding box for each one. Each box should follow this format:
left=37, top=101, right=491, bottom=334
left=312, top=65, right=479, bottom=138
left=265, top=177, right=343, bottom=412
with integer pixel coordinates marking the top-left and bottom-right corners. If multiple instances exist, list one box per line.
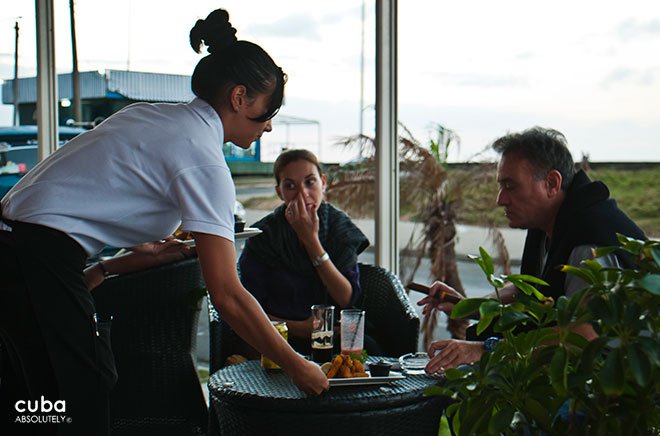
left=285, top=193, right=319, bottom=244
left=425, top=339, right=484, bottom=374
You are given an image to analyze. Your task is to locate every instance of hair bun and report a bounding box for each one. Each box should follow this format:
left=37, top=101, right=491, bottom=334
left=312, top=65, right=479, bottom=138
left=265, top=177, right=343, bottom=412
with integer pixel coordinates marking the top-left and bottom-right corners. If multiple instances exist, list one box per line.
left=189, top=9, right=238, bottom=54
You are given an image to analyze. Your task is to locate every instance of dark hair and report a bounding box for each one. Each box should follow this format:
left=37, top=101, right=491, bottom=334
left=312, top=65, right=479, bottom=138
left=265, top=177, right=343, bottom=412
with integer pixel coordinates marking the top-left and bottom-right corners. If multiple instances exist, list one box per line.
left=189, top=9, right=286, bottom=122
left=273, top=149, right=323, bottom=185
left=492, top=126, right=576, bottom=190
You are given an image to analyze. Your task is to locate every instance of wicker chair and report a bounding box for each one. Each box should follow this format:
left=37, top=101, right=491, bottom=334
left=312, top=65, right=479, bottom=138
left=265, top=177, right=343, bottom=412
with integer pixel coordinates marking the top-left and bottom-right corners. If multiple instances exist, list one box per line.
left=92, top=257, right=207, bottom=436
left=357, top=263, right=420, bottom=357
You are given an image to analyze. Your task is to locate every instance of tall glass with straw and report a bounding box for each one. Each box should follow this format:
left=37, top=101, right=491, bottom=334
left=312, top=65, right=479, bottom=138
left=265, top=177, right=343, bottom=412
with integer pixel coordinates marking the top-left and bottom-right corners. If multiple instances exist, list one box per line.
left=340, top=309, right=365, bottom=357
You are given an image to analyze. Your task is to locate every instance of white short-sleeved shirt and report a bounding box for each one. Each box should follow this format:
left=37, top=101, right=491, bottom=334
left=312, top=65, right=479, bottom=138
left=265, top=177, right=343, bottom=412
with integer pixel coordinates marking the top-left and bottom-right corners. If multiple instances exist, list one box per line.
left=1, top=98, right=235, bottom=255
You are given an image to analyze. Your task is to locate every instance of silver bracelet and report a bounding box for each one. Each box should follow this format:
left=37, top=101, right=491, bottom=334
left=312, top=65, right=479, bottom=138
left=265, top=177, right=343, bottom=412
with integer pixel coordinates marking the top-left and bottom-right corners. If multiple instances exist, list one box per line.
left=311, top=251, right=330, bottom=267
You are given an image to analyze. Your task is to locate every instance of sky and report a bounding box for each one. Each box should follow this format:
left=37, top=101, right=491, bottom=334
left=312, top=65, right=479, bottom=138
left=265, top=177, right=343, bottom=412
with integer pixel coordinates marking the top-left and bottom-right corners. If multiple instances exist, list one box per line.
left=1, top=0, right=659, bottom=163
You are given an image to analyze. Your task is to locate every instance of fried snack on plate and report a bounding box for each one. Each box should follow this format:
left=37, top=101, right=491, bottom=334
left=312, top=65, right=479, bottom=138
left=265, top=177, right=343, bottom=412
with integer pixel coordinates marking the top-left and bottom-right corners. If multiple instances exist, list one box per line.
left=339, top=365, right=353, bottom=378
left=344, top=354, right=355, bottom=370
left=325, top=354, right=369, bottom=379
left=326, top=355, right=344, bottom=379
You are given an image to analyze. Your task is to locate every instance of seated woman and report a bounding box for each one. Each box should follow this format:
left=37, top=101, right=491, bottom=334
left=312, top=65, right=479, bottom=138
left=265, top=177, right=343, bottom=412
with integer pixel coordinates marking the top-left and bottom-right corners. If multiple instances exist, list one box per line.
left=238, top=149, right=372, bottom=356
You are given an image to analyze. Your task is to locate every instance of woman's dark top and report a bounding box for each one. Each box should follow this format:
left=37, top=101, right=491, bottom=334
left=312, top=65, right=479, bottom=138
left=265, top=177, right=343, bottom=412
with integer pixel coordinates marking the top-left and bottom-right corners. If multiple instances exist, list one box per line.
left=238, top=202, right=369, bottom=351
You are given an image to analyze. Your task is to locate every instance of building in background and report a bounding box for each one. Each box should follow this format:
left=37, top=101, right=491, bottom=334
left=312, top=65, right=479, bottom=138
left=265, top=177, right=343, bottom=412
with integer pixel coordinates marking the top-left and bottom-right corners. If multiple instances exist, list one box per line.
left=1, top=69, right=261, bottom=163
left=2, top=69, right=325, bottom=174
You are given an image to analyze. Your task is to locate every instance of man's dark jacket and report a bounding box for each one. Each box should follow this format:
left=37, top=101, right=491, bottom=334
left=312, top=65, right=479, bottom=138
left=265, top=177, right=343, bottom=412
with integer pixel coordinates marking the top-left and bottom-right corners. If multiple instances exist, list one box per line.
left=520, top=170, right=645, bottom=301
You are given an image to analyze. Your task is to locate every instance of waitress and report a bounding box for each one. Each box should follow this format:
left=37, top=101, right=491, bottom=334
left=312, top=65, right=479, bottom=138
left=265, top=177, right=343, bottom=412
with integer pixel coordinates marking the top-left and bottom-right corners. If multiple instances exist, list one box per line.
left=0, top=8, right=328, bottom=436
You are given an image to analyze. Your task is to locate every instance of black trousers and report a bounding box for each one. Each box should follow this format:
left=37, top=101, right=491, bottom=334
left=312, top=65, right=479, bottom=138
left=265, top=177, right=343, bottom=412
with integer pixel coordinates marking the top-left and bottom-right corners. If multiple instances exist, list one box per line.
left=0, top=219, right=117, bottom=436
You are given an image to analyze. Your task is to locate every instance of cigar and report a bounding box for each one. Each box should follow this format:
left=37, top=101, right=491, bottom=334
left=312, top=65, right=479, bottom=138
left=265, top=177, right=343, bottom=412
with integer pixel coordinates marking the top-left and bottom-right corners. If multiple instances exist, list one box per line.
left=406, top=282, right=461, bottom=304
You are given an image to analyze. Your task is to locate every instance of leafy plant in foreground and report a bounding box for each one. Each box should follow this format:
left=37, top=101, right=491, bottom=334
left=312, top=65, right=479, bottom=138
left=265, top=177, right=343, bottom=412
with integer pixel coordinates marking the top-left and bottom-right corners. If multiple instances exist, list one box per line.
left=428, top=235, right=660, bottom=435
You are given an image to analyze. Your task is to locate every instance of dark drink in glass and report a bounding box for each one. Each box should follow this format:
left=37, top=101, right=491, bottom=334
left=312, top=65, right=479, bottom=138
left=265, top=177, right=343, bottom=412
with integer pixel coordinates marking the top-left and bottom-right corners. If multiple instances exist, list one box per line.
left=311, top=330, right=333, bottom=363
left=311, top=305, right=335, bottom=363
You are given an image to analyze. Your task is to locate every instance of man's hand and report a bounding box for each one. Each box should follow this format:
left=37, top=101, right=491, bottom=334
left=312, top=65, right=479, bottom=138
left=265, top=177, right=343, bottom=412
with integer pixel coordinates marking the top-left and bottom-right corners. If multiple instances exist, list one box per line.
left=417, top=280, right=464, bottom=316
left=425, top=339, right=484, bottom=373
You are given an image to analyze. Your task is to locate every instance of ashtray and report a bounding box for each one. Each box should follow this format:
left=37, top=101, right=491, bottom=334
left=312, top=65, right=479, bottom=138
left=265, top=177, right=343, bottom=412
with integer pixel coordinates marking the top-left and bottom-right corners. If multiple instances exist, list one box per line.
left=398, top=352, right=430, bottom=374
left=368, top=360, right=392, bottom=377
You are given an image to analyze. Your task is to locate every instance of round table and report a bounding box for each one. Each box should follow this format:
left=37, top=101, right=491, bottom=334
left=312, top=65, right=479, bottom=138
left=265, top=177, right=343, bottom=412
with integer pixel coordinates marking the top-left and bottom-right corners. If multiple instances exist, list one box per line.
left=208, top=358, right=449, bottom=436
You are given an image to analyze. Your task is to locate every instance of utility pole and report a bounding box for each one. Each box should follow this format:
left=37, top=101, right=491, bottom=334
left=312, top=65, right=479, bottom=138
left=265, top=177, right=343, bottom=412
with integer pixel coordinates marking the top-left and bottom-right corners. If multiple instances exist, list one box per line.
left=126, top=1, right=132, bottom=70
left=359, top=0, right=365, bottom=137
left=36, top=0, right=59, bottom=160
left=69, top=0, right=81, bottom=122
left=13, top=19, right=20, bottom=126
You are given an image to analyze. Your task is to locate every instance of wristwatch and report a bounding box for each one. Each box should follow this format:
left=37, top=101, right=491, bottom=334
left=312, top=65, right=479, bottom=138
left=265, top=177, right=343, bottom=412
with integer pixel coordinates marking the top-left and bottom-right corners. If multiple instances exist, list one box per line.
left=311, top=251, right=330, bottom=267
left=483, top=337, right=500, bottom=353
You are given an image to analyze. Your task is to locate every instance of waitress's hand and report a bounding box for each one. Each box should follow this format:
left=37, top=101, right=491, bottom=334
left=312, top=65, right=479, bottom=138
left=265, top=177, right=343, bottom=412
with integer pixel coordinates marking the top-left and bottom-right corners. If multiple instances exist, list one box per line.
left=84, top=263, right=106, bottom=290
left=129, top=236, right=195, bottom=263
left=285, top=193, right=319, bottom=245
left=287, top=357, right=329, bottom=396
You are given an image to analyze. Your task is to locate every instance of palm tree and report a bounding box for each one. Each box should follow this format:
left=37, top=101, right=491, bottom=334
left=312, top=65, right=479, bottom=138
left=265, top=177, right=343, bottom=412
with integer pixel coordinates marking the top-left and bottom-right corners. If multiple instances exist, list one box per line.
left=325, top=123, right=510, bottom=347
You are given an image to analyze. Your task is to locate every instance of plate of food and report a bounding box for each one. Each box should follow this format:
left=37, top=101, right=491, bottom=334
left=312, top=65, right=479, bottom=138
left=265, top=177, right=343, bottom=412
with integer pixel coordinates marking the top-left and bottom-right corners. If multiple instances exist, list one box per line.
left=177, top=227, right=263, bottom=247
left=321, top=355, right=405, bottom=387
left=328, top=371, right=405, bottom=387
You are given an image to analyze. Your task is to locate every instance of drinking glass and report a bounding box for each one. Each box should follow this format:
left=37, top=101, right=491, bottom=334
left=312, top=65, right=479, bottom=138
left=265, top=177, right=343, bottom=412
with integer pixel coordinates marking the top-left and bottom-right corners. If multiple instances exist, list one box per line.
left=340, top=309, right=365, bottom=357
left=311, top=305, right=334, bottom=363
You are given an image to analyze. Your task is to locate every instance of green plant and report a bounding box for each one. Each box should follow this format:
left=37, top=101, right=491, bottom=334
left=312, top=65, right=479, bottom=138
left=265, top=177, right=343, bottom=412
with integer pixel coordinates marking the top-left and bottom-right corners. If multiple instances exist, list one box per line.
left=428, top=235, right=660, bottom=435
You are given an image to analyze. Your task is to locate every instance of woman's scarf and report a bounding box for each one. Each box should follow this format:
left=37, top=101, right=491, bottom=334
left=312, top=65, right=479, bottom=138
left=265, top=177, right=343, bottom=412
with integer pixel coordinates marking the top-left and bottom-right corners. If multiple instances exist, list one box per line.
left=244, top=202, right=369, bottom=279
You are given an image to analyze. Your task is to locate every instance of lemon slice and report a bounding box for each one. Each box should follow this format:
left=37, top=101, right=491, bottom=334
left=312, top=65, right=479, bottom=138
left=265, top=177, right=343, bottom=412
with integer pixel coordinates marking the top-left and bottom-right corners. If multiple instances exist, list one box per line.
left=320, top=362, right=332, bottom=375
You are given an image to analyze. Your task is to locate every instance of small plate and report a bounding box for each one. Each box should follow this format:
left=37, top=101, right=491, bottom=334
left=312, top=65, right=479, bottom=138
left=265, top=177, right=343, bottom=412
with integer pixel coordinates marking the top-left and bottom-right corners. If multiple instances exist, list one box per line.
left=235, top=227, right=263, bottom=240
left=178, top=227, right=263, bottom=247
left=328, top=371, right=405, bottom=387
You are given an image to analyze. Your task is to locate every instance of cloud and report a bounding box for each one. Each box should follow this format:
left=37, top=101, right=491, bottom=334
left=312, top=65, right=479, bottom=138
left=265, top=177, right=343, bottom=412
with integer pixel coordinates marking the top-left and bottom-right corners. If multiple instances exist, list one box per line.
left=601, top=67, right=658, bottom=88
left=617, top=18, right=660, bottom=40
left=321, top=7, right=360, bottom=26
left=427, top=72, right=528, bottom=88
left=515, top=52, right=535, bottom=61
left=246, top=13, right=321, bottom=40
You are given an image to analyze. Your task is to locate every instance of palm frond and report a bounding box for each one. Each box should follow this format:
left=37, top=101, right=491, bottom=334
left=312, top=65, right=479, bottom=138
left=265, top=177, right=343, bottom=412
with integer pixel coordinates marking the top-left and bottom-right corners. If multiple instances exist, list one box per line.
left=327, top=123, right=511, bottom=344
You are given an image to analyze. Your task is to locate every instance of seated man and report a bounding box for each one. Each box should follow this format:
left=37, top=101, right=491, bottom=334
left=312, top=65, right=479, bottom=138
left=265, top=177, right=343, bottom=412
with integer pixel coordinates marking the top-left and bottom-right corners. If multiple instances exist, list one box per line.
left=420, top=126, right=646, bottom=372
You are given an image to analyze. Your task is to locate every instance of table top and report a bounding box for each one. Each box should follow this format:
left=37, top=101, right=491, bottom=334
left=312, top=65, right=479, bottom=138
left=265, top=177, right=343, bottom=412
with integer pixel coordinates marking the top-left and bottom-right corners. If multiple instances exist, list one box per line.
left=209, top=357, right=443, bottom=413
left=235, top=227, right=262, bottom=240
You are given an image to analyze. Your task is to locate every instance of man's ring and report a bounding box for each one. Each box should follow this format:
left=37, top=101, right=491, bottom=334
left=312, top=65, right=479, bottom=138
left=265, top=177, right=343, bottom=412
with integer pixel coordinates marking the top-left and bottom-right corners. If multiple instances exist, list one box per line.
left=287, top=210, right=293, bottom=215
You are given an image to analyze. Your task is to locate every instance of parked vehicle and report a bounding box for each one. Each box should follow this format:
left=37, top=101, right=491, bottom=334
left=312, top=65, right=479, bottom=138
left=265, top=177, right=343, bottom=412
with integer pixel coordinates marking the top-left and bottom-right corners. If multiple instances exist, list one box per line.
left=0, top=125, right=88, bottom=198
